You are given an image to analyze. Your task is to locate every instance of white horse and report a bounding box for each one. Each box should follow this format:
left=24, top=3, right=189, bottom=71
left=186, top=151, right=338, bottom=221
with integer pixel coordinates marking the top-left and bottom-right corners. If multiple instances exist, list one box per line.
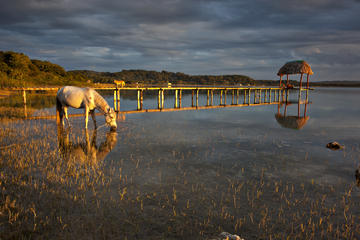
left=56, top=86, right=117, bottom=130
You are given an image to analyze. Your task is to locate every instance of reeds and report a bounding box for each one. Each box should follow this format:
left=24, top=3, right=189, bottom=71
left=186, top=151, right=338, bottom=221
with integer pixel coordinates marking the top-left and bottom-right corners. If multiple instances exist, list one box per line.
left=1, top=119, right=360, bottom=239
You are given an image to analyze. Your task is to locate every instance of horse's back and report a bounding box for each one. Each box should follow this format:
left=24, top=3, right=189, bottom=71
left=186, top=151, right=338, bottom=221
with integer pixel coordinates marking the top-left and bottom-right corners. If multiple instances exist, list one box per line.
left=57, top=86, right=93, bottom=109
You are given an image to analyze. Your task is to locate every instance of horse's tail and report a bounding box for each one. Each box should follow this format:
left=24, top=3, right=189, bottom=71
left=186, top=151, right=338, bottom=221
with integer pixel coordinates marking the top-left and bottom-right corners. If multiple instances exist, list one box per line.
left=56, top=96, right=62, bottom=125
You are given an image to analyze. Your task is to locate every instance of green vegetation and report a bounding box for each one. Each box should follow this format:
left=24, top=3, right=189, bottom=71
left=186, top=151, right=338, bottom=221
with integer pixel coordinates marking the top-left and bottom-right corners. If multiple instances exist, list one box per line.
left=0, top=51, right=88, bottom=88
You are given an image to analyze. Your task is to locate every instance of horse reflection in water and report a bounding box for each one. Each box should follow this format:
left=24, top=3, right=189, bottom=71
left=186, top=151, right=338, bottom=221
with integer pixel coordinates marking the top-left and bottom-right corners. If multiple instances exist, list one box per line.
left=57, top=126, right=117, bottom=166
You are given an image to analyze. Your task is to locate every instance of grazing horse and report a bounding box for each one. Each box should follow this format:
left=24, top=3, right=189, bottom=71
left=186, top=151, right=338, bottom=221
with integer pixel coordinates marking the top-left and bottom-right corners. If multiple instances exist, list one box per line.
left=56, top=86, right=117, bottom=130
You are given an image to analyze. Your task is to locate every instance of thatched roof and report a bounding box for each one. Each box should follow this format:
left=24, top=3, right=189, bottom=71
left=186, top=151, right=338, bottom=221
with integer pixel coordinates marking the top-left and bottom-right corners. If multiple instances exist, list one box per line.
left=275, top=114, right=309, bottom=130
left=277, top=60, right=313, bottom=76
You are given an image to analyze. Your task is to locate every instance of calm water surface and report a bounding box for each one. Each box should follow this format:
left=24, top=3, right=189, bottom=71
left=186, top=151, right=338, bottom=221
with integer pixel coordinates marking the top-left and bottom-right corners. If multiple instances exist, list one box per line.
left=1, top=87, right=360, bottom=238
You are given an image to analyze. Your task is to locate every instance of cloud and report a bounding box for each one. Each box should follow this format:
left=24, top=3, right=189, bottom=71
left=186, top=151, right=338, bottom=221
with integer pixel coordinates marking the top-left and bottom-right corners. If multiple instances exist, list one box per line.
left=0, top=0, right=360, bottom=80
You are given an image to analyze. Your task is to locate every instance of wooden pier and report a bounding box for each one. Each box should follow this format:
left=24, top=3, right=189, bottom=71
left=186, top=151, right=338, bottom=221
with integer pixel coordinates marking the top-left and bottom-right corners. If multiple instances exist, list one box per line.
left=3, top=86, right=311, bottom=119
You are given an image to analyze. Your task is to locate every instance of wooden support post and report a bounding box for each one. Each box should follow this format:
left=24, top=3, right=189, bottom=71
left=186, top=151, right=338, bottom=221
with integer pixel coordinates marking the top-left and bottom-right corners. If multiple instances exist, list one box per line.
left=114, top=90, right=117, bottom=111
left=23, top=90, right=27, bottom=118
left=236, top=90, right=239, bottom=105
left=286, top=74, right=289, bottom=86
left=161, top=90, right=164, bottom=109
left=23, top=90, right=27, bottom=105
left=117, top=89, right=121, bottom=111
left=264, top=89, right=267, bottom=103
left=196, top=89, right=199, bottom=107
left=220, top=90, right=223, bottom=105
left=224, top=90, right=227, bottom=105
left=211, top=90, right=214, bottom=106
left=140, top=90, right=143, bottom=110
left=279, top=76, right=282, bottom=87
left=259, top=89, right=262, bottom=103
left=232, top=90, right=235, bottom=105
left=299, top=73, right=303, bottom=89
left=248, top=89, right=251, bottom=105
left=158, top=90, right=161, bottom=109
left=137, top=90, right=141, bottom=110
left=192, top=90, right=194, bottom=107
left=269, top=89, right=272, bottom=103
left=286, top=89, right=289, bottom=103
left=179, top=90, right=182, bottom=108
left=254, top=89, right=257, bottom=104
left=175, top=89, right=178, bottom=108
left=207, top=90, right=210, bottom=106
left=306, top=74, right=310, bottom=89
left=244, top=89, right=247, bottom=104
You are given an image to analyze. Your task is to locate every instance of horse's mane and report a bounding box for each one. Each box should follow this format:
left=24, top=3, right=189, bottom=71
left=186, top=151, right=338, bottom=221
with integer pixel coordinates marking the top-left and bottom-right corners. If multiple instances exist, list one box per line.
left=92, top=89, right=110, bottom=114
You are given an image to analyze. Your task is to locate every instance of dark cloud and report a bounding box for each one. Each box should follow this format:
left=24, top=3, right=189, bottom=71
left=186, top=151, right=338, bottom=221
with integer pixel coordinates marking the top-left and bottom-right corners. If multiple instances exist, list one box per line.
left=0, top=0, right=360, bottom=80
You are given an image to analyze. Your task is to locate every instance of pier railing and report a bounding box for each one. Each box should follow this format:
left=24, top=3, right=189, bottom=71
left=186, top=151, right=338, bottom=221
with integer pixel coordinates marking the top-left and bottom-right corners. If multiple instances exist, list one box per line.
left=2, top=86, right=311, bottom=118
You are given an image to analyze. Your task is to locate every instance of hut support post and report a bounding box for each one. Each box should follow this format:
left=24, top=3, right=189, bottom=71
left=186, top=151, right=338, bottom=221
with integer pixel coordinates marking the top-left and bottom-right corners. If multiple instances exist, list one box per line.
left=248, top=89, right=251, bottom=105
left=243, top=89, right=247, bottom=104
left=279, top=76, right=282, bottom=87
left=306, top=74, right=310, bottom=89
left=299, top=73, right=303, bottom=89
left=158, top=90, right=161, bottom=109
left=211, top=90, right=214, bottom=105
left=224, top=90, right=227, bottom=105
left=179, top=90, right=182, bottom=108
left=286, top=74, right=289, bottom=86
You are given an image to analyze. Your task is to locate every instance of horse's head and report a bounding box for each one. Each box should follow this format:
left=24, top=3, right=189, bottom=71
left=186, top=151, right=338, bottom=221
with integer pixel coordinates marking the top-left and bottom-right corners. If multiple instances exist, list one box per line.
left=105, top=107, right=117, bottom=130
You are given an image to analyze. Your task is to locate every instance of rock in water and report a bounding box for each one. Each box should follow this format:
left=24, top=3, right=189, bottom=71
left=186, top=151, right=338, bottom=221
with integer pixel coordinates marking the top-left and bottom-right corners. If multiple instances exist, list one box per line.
left=219, top=232, right=244, bottom=240
left=326, top=141, right=344, bottom=150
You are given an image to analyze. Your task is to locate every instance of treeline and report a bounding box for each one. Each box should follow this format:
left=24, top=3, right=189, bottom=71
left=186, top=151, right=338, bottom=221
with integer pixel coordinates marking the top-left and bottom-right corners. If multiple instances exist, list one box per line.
left=0, top=51, right=87, bottom=87
left=70, top=69, right=257, bottom=86
left=0, top=51, right=261, bottom=87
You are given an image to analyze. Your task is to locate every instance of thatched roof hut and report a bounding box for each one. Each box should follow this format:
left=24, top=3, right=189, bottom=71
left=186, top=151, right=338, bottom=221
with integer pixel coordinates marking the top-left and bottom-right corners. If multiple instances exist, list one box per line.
left=277, top=60, right=313, bottom=88
left=277, top=60, right=313, bottom=76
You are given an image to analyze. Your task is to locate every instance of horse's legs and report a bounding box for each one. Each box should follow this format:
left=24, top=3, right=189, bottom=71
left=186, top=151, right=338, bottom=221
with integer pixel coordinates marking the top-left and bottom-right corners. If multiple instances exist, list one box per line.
left=90, top=109, right=97, bottom=129
left=85, top=107, right=89, bottom=129
left=59, top=108, right=64, bottom=126
left=64, top=107, right=71, bottom=127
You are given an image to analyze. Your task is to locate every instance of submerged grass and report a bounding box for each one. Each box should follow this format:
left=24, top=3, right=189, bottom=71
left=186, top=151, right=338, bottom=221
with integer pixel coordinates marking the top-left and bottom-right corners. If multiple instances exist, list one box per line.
left=0, top=119, right=360, bottom=239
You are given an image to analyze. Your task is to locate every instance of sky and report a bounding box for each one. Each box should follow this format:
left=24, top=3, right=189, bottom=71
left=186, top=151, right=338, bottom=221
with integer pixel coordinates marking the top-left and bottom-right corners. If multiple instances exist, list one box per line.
left=1, top=0, right=360, bottom=81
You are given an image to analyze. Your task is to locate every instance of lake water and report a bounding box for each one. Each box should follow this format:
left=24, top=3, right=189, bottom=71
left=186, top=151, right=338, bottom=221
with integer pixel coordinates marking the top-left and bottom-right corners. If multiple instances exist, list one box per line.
left=1, top=87, right=360, bottom=239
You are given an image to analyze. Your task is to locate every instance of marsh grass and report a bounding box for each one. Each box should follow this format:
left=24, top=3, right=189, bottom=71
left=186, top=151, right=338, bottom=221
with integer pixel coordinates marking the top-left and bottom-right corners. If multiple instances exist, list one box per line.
left=1, top=118, right=360, bottom=239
